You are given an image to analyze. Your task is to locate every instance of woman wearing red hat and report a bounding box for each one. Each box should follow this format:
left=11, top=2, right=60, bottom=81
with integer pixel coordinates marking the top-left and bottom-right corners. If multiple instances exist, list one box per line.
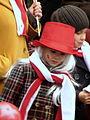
left=0, top=22, right=77, bottom=120
left=51, top=5, right=90, bottom=120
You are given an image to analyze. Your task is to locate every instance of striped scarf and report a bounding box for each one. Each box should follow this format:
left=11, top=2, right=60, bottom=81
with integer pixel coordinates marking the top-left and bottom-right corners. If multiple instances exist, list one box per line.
left=9, top=0, right=27, bottom=36
left=19, top=49, right=76, bottom=120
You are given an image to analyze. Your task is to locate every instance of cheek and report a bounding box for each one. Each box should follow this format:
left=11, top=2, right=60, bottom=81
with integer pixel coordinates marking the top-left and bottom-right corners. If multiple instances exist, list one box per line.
left=43, top=53, right=51, bottom=61
left=46, top=54, right=50, bottom=59
left=74, top=37, right=79, bottom=47
left=61, top=56, right=66, bottom=61
left=75, top=35, right=81, bottom=42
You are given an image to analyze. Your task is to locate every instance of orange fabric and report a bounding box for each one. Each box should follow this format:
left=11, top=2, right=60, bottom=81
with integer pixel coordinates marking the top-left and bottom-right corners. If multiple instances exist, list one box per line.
left=0, top=0, right=37, bottom=77
left=0, top=80, right=5, bottom=95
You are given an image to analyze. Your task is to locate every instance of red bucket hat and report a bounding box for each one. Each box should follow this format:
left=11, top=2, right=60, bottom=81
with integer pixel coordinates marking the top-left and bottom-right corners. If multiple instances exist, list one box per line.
left=33, top=22, right=75, bottom=54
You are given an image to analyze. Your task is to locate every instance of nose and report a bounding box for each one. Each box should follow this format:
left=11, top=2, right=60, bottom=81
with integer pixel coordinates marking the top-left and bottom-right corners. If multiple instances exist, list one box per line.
left=80, top=33, right=86, bottom=41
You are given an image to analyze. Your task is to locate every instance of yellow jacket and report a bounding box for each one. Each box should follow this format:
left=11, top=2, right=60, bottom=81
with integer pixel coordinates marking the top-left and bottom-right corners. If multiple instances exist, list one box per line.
left=0, top=0, right=38, bottom=77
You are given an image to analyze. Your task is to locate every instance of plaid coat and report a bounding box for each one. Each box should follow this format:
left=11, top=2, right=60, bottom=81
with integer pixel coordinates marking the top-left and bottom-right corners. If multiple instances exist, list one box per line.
left=0, top=63, right=58, bottom=120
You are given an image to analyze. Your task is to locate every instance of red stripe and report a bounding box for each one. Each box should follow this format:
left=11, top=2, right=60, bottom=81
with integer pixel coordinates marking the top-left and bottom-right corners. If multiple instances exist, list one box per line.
left=20, top=78, right=43, bottom=120
left=55, top=106, right=62, bottom=120
left=30, top=62, right=46, bottom=80
left=20, top=62, right=45, bottom=120
left=51, top=75, right=63, bottom=84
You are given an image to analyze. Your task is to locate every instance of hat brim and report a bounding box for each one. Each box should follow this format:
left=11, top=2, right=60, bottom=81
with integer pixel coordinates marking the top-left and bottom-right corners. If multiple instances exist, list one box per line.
left=32, top=40, right=75, bottom=55
left=32, top=40, right=43, bottom=47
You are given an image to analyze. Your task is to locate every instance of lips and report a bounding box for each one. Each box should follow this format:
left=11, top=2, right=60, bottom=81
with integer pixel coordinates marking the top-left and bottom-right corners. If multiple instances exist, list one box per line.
left=78, top=42, right=83, bottom=46
left=51, top=60, right=59, bottom=64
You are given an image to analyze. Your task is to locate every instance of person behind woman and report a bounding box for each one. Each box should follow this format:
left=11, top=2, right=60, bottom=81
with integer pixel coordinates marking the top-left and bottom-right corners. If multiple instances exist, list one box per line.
left=51, top=5, right=90, bottom=120
left=0, top=22, right=77, bottom=120
left=0, top=0, right=42, bottom=93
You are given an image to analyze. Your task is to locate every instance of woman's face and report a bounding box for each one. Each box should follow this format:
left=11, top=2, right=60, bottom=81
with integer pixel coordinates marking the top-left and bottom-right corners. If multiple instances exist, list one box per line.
left=74, top=28, right=88, bottom=48
left=41, top=47, right=67, bottom=67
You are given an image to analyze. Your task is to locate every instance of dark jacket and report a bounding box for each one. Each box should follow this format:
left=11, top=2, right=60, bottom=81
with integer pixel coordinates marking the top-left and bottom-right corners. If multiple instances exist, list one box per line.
left=72, top=56, right=90, bottom=120
left=0, top=63, right=57, bottom=120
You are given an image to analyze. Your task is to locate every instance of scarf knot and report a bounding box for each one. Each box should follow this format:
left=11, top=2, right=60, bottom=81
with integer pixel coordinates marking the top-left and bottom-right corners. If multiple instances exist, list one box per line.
left=31, top=62, right=64, bottom=84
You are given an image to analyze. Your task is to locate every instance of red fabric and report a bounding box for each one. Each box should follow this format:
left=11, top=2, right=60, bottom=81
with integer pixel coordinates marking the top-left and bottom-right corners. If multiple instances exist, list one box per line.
left=20, top=78, right=43, bottom=120
left=73, top=49, right=83, bottom=57
left=33, top=22, right=75, bottom=55
left=15, top=0, right=27, bottom=36
left=0, top=102, right=21, bottom=120
left=55, top=106, right=62, bottom=120
left=52, top=75, right=63, bottom=84
left=20, top=62, right=45, bottom=120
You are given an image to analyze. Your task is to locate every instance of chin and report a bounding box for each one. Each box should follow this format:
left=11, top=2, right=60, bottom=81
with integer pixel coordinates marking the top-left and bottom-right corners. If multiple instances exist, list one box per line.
left=50, top=64, right=59, bottom=67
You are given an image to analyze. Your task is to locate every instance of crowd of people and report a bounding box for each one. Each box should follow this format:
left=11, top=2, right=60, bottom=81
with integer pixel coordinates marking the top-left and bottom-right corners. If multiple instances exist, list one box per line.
left=0, top=0, right=90, bottom=120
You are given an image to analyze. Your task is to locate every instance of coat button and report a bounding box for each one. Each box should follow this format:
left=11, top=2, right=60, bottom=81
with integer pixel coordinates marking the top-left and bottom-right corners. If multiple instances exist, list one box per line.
left=35, top=102, right=39, bottom=107
left=45, top=105, right=50, bottom=110
left=85, top=73, right=90, bottom=79
left=74, top=73, right=79, bottom=80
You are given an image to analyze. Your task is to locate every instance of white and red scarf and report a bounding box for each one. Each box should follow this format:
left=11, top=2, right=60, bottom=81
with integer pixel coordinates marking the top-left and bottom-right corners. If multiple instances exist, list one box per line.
left=9, top=0, right=27, bottom=36
left=19, top=49, right=76, bottom=120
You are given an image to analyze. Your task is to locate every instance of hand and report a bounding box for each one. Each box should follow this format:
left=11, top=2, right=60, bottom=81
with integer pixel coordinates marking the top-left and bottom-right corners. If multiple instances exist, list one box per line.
left=28, top=2, right=42, bottom=20
left=79, top=90, right=90, bottom=104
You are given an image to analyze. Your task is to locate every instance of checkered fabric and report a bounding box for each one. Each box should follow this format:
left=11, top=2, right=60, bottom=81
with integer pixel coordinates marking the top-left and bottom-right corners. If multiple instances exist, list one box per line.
left=0, top=63, right=57, bottom=120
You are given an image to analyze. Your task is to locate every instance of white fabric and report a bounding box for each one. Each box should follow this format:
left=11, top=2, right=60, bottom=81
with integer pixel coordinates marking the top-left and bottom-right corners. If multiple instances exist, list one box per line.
left=61, top=75, right=76, bottom=120
left=81, top=41, right=90, bottom=72
left=9, top=0, right=24, bottom=36
left=83, top=85, right=90, bottom=92
left=30, top=50, right=54, bottom=83
left=75, top=41, right=90, bottom=94
left=27, top=49, right=76, bottom=120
